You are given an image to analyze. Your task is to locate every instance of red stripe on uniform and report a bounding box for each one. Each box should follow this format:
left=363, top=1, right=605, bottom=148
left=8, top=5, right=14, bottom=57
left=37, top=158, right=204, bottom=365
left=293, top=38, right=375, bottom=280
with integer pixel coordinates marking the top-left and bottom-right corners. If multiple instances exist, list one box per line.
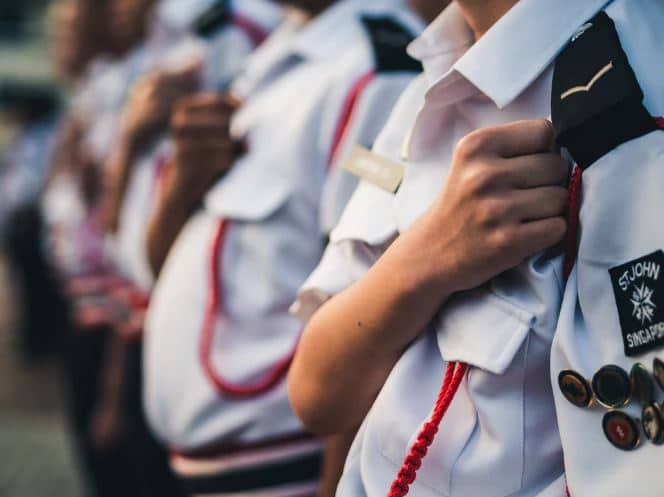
left=199, top=219, right=298, bottom=398
left=327, top=71, right=376, bottom=167
left=232, top=13, right=269, bottom=48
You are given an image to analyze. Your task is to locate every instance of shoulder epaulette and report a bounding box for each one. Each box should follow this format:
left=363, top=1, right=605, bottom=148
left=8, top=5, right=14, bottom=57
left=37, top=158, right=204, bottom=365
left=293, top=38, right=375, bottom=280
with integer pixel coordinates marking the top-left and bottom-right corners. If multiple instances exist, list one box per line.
left=551, top=11, right=657, bottom=169
left=360, top=16, right=422, bottom=73
left=193, top=0, right=232, bottom=38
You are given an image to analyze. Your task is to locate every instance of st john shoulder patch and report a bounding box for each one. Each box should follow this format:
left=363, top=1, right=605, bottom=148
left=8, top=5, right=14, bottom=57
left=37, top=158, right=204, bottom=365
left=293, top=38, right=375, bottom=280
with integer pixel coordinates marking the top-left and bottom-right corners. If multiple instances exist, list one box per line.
left=609, top=250, right=664, bottom=357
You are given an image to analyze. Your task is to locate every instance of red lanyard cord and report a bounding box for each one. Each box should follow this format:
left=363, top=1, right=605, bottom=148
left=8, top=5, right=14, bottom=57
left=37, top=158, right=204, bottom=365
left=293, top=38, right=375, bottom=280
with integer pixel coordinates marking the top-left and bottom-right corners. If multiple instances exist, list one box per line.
left=199, top=218, right=297, bottom=398
left=387, top=361, right=468, bottom=497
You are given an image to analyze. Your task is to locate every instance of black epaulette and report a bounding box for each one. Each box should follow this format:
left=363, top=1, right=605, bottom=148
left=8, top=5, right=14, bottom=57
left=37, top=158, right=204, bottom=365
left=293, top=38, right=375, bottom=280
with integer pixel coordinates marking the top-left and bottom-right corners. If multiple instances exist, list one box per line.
left=193, top=0, right=232, bottom=38
left=551, top=11, right=657, bottom=169
left=360, top=16, right=422, bottom=73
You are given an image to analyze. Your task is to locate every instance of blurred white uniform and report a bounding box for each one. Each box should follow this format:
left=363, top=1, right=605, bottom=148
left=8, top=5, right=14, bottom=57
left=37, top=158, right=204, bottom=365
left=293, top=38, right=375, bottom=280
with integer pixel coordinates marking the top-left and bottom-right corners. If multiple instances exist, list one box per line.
left=143, top=0, right=424, bottom=494
left=113, top=0, right=282, bottom=294
left=549, top=2, right=664, bottom=496
left=290, top=2, right=639, bottom=496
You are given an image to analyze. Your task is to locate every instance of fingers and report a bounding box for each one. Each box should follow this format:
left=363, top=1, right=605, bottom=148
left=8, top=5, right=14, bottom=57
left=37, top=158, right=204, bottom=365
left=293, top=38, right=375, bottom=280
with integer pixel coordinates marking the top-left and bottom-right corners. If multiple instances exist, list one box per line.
left=513, top=217, right=567, bottom=258
left=501, top=153, right=569, bottom=189
left=477, top=119, right=556, bottom=158
left=174, top=92, right=241, bottom=114
left=508, top=186, right=568, bottom=222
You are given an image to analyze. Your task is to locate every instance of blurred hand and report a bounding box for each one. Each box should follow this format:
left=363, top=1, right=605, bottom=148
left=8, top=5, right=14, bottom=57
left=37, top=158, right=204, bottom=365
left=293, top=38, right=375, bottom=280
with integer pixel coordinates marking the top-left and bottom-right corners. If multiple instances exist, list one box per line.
left=163, top=92, right=244, bottom=212
left=120, top=62, right=202, bottom=154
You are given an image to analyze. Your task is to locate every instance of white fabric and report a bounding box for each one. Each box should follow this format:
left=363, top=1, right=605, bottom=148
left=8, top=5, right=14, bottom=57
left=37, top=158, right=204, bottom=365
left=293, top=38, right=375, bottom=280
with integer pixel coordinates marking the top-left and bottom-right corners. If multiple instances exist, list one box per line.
left=551, top=2, right=664, bottom=496
left=293, top=1, right=627, bottom=496
left=144, top=0, right=424, bottom=451
left=113, top=2, right=281, bottom=289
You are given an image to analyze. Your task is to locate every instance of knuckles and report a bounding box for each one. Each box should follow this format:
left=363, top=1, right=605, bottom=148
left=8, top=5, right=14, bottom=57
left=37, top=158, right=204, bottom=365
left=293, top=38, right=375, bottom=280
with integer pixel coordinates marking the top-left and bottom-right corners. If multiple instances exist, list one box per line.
left=455, top=128, right=493, bottom=161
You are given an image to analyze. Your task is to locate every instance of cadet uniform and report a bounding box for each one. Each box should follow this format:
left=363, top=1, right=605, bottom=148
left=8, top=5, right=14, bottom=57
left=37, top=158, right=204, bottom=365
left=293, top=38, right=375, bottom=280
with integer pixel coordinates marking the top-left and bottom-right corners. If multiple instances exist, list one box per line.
left=113, top=0, right=281, bottom=305
left=143, top=1, right=424, bottom=494
left=549, top=2, right=664, bottom=496
left=290, top=2, right=640, bottom=496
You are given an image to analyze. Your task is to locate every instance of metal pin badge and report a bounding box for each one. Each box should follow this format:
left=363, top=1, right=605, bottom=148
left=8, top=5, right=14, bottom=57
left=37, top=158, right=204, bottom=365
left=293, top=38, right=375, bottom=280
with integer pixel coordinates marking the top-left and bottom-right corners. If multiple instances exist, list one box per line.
left=653, top=358, right=664, bottom=391
left=592, top=365, right=631, bottom=409
left=558, top=370, right=593, bottom=408
left=642, top=402, right=664, bottom=445
left=603, top=410, right=640, bottom=451
left=630, top=363, right=654, bottom=406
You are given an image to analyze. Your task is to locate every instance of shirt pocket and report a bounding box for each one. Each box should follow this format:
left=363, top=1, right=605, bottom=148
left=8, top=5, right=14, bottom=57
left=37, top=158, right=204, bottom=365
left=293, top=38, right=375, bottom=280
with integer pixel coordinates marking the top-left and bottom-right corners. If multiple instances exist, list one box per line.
left=426, top=289, right=533, bottom=497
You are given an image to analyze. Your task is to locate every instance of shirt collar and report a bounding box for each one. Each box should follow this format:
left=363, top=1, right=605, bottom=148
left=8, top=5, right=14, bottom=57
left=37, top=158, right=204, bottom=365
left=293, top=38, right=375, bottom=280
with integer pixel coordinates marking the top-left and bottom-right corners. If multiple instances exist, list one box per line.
left=410, top=0, right=611, bottom=109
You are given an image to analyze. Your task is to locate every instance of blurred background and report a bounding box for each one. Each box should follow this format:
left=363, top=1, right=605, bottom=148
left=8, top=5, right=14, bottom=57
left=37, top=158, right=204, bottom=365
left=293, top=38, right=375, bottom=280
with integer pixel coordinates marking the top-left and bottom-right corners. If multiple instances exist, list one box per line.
left=0, top=1, right=84, bottom=495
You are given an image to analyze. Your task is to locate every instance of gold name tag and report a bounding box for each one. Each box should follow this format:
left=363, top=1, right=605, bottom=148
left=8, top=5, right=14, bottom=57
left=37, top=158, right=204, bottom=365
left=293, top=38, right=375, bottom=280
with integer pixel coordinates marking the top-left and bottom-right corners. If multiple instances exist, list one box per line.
left=342, top=146, right=404, bottom=194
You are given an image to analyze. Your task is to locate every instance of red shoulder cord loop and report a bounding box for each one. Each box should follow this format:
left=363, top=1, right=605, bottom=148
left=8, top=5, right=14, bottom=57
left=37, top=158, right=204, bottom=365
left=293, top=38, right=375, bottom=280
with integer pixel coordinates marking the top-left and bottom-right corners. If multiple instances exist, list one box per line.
left=199, top=219, right=297, bottom=398
left=563, top=164, right=583, bottom=282
left=387, top=361, right=468, bottom=497
left=231, top=13, right=269, bottom=48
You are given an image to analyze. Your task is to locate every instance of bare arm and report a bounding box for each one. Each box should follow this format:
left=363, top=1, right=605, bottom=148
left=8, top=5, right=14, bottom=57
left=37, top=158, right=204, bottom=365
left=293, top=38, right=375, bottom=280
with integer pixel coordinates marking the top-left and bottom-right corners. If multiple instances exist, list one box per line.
left=318, top=431, right=360, bottom=497
left=288, top=120, right=569, bottom=434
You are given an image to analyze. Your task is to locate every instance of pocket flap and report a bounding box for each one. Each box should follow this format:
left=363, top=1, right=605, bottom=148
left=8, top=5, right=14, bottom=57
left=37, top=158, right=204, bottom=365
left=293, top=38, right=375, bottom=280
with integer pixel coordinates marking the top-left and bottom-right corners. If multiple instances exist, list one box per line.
left=204, top=152, right=293, bottom=221
left=435, top=287, right=535, bottom=375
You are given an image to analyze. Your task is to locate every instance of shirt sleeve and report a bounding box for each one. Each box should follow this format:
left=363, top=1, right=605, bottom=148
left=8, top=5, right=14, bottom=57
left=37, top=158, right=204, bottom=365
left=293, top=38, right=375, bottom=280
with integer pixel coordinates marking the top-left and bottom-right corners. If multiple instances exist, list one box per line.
left=290, top=237, right=393, bottom=323
left=319, top=72, right=417, bottom=234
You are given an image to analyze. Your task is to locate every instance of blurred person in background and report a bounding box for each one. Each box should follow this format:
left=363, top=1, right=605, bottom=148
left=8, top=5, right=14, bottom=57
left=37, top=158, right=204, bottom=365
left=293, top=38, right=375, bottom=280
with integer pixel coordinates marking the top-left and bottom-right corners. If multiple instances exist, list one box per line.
left=0, top=80, right=62, bottom=360
left=140, top=0, right=432, bottom=495
left=41, top=1, right=182, bottom=496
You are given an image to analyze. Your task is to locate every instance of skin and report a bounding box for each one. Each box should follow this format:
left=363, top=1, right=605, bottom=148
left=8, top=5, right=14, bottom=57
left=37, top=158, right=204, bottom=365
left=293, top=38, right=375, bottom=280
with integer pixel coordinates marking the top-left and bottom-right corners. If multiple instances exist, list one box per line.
left=288, top=118, right=567, bottom=434
left=100, top=62, right=202, bottom=232
left=145, top=0, right=338, bottom=276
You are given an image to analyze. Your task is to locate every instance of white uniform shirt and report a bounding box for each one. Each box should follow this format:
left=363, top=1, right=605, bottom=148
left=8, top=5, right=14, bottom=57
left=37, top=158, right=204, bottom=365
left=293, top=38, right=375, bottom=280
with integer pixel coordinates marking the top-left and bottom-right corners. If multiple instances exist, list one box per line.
left=291, top=2, right=628, bottom=496
left=144, top=0, right=424, bottom=452
left=114, top=0, right=282, bottom=292
left=550, top=2, right=664, bottom=496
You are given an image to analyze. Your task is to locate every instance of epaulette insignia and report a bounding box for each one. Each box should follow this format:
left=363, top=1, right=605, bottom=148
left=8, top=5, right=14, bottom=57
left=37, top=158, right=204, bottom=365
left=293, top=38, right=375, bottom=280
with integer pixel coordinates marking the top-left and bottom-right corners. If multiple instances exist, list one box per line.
left=194, top=0, right=232, bottom=38
left=551, top=11, right=657, bottom=169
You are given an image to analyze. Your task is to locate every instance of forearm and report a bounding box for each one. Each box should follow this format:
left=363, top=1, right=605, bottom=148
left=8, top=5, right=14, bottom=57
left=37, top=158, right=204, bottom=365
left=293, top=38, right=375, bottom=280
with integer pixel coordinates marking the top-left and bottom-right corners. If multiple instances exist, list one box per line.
left=318, top=431, right=358, bottom=497
left=146, top=186, right=193, bottom=277
left=102, top=137, right=141, bottom=233
left=289, top=223, right=455, bottom=434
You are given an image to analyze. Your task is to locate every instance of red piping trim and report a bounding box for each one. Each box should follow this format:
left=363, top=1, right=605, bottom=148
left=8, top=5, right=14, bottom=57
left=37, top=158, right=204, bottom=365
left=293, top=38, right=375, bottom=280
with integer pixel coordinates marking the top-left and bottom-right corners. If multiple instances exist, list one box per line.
left=231, top=13, right=269, bottom=48
left=387, top=362, right=468, bottom=497
left=327, top=71, right=376, bottom=168
left=199, top=218, right=298, bottom=398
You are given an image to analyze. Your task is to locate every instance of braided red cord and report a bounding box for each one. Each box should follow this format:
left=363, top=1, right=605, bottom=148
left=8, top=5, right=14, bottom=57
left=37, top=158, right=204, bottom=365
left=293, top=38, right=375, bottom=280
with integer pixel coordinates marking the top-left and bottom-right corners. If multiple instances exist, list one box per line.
left=563, top=165, right=583, bottom=282
left=387, top=361, right=468, bottom=497
left=199, top=219, right=298, bottom=398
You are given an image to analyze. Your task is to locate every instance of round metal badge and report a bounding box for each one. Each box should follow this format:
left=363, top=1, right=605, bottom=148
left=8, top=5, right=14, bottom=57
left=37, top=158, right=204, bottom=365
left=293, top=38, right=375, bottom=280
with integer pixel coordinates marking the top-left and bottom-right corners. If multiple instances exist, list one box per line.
left=558, top=370, right=593, bottom=408
left=603, top=410, right=640, bottom=451
left=642, top=402, right=664, bottom=445
left=630, top=363, right=654, bottom=406
left=653, top=358, right=664, bottom=392
left=592, top=365, right=631, bottom=408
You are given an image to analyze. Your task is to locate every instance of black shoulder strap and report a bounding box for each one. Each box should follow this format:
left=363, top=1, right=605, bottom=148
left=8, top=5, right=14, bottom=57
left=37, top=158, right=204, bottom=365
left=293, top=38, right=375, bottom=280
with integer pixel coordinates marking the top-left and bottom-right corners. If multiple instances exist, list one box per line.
left=193, top=0, right=232, bottom=38
left=551, top=11, right=657, bottom=170
left=360, top=16, right=422, bottom=74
